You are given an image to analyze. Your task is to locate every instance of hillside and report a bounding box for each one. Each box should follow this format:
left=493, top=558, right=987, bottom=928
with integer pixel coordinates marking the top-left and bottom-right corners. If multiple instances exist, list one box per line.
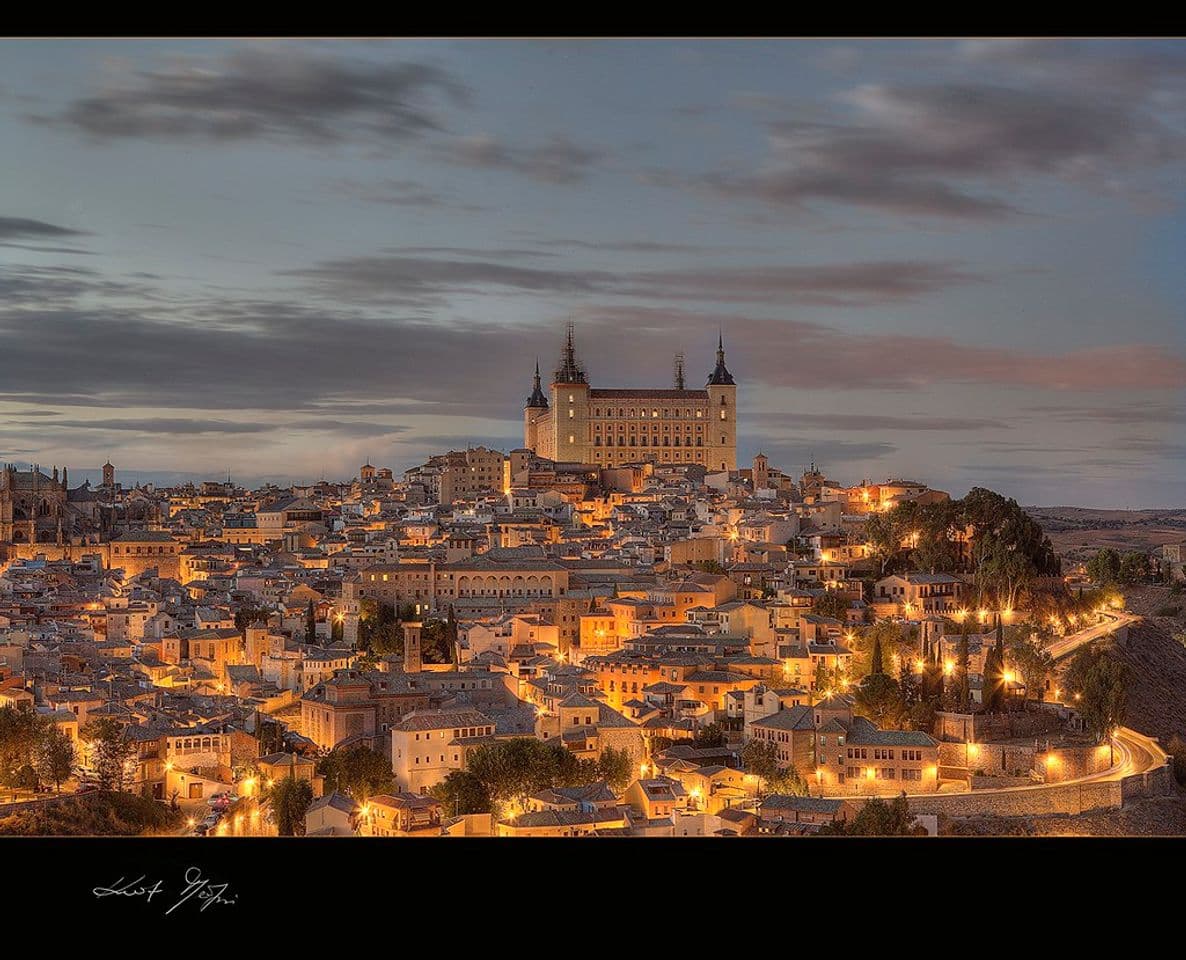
left=0, top=791, right=184, bottom=836
left=1108, top=586, right=1186, bottom=744
left=1025, top=506, right=1186, bottom=563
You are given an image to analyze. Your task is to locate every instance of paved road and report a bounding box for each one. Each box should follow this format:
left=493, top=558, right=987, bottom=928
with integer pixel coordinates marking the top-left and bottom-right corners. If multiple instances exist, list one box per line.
left=1047, top=612, right=1139, bottom=662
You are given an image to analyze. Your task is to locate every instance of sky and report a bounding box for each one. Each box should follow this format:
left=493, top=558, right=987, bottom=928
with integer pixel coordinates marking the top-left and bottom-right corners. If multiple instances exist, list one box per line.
left=0, top=38, right=1184, bottom=507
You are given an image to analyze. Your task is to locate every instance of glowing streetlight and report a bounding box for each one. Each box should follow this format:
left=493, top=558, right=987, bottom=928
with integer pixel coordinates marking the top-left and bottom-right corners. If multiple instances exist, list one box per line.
left=943, top=660, right=953, bottom=676
left=914, top=658, right=925, bottom=674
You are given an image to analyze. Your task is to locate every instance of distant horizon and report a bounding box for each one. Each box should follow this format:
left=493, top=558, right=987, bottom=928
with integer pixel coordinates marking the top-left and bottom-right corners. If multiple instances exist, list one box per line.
left=5, top=458, right=1182, bottom=512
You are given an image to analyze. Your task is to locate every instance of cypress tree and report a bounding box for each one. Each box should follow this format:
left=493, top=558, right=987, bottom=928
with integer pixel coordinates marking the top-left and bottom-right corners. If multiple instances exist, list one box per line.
left=957, top=619, right=971, bottom=711
left=305, top=599, right=316, bottom=644
left=870, top=635, right=885, bottom=676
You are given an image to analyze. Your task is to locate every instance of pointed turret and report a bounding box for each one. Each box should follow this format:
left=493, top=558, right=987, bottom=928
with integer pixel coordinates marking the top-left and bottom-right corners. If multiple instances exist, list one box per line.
left=707, top=331, right=735, bottom=385
left=554, top=321, right=588, bottom=385
left=526, top=359, right=549, bottom=409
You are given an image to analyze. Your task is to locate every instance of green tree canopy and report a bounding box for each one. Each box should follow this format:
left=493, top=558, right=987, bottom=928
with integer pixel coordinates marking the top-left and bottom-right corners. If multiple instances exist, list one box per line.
left=316, top=744, right=394, bottom=802
left=1065, top=645, right=1128, bottom=746
left=270, top=775, right=314, bottom=836
left=429, top=770, right=492, bottom=816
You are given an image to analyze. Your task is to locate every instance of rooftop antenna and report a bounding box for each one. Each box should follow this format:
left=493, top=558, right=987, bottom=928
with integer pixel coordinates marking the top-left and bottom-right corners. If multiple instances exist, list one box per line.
left=673, top=352, right=685, bottom=391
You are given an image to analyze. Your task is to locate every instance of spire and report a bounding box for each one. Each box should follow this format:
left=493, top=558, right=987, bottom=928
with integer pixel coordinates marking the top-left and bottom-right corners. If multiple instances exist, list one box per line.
left=554, top=321, right=588, bottom=384
left=673, top=352, right=685, bottom=391
left=707, top=331, right=735, bottom=386
left=526, top=358, right=549, bottom=409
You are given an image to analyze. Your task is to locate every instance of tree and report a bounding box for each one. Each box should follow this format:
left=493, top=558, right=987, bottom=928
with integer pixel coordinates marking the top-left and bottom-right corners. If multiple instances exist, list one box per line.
left=854, top=673, right=907, bottom=729
left=863, top=511, right=903, bottom=576
left=834, top=793, right=925, bottom=835
left=694, top=723, right=726, bottom=748
left=305, top=599, right=317, bottom=644
left=1086, top=548, right=1122, bottom=586
left=36, top=726, right=75, bottom=793
left=0, top=705, right=47, bottom=786
left=695, top=560, right=726, bottom=575
left=467, top=738, right=582, bottom=813
left=419, top=618, right=453, bottom=664
left=813, top=660, right=830, bottom=694
left=80, top=717, right=134, bottom=792
left=869, top=635, right=885, bottom=677
left=316, top=745, right=394, bottom=802
left=954, top=623, right=971, bottom=712
left=597, top=747, right=633, bottom=793
left=1167, top=736, right=1186, bottom=788
left=741, top=739, right=781, bottom=798
left=814, top=591, right=848, bottom=621
left=1118, top=551, right=1152, bottom=585
left=429, top=770, right=492, bottom=816
left=1066, top=646, right=1128, bottom=760
left=1008, top=637, right=1053, bottom=699
left=271, top=775, right=313, bottom=836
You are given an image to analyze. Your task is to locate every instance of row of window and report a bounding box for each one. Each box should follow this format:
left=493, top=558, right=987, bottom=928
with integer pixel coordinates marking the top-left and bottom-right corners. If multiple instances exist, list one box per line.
left=595, top=436, right=705, bottom=447
left=590, top=407, right=706, bottom=418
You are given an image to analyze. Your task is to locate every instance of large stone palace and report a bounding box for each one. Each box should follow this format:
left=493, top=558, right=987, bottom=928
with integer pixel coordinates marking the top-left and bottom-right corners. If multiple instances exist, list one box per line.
left=523, top=326, right=738, bottom=472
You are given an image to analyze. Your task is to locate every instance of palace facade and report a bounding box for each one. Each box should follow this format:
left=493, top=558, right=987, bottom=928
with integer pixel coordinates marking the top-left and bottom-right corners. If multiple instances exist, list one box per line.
left=523, top=326, right=738, bottom=472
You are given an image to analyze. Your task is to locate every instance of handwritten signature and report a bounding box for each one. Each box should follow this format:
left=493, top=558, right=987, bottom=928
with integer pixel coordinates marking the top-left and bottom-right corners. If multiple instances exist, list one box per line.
left=92, top=866, right=237, bottom=914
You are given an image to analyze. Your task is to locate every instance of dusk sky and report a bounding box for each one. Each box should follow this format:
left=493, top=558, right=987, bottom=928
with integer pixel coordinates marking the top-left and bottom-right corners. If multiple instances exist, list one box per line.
left=1, top=39, right=1184, bottom=506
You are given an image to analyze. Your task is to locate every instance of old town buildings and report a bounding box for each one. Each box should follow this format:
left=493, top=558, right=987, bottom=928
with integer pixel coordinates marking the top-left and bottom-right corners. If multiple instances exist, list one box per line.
left=0, top=336, right=982, bottom=839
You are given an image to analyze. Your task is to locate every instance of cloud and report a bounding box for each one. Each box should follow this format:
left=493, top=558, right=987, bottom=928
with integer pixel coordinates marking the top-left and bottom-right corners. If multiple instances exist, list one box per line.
left=746, top=437, right=898, bottom=464
left=3, top=417, right=410, bottom=438
left=329, top=178, right=488, bottom=213
left=285, top=253, right=983, bottom=308
left=0, top=216, right=90, bottom=240
left=32, top=47, right=469, bottom=145
left=439, top=134, right=602, bottom=184
left=567, top=305, right=1186, bottom=392
left=663, top=65, right=1186, bottom=219
left=7, top=418, right=275, bottom=434
left=748, top=412, right=1009, bottom=431
left=0, top=264, right=1181, bottom=443
left=1028, top=402, right=1186, bottom=425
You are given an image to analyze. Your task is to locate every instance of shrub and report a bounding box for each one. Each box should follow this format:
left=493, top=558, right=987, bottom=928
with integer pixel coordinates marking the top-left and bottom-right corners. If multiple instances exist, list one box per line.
left=0, top=791, right=184, bottom=836
left=1169, top=736, right=1186, bottom=788
left=1155, top=605, right=1183, bottom=618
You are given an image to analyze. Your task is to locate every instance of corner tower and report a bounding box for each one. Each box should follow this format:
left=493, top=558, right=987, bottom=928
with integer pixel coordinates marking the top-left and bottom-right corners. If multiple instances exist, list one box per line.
left=523, top=359, right=549, bottom=454
left=705, top=333, right=737, bottom=472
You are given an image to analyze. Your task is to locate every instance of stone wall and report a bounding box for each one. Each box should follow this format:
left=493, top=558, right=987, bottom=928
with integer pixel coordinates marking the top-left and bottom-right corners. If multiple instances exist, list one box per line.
left=934, top=708, right=1066, bottom=744
left=938, top=740, right=1113, bottom=782
left=907, top=780, right=1123, bottom=818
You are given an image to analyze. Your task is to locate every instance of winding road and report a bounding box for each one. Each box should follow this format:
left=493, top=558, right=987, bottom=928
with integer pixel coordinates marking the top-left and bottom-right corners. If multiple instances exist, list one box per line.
left=1046, top=612, right=1139, bottom=661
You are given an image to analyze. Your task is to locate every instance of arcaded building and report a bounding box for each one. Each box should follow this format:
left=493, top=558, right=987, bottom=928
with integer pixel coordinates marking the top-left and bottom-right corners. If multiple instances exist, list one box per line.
left=524, top=326, right=738, bottom=472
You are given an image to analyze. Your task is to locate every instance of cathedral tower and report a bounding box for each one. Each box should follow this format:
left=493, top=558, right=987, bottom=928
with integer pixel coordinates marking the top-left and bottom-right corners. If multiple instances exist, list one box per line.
left=705, top=333, right=738, bottom=473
